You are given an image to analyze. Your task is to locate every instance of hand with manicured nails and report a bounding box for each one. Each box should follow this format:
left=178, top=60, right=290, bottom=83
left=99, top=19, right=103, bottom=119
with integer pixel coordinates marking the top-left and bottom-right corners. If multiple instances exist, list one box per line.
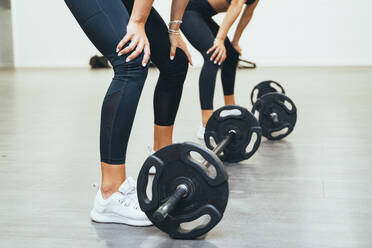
left=169, top=33, right=193, bottom=65
left=116, top=22, right=151, bottom=67
left=207, top=38, right=226, bottom=65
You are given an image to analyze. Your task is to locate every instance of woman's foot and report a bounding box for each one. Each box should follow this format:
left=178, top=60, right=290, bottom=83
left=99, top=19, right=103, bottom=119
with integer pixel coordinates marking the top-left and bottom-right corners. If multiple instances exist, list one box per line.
left=90, top=177, right=152, bottom=226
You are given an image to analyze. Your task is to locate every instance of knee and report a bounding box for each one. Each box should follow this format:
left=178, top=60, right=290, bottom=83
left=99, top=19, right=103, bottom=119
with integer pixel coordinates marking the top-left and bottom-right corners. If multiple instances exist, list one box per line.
left=158, top=49, right=189, bottom=87
left=112, top=55, right=149, bottom=82
left=202, top=55, right=220, bottom=72
left=105, top=55, right=149, bottom=96
left=168, top=49, right=189, bottom=79
left=226, top=51, right=239, bottom=65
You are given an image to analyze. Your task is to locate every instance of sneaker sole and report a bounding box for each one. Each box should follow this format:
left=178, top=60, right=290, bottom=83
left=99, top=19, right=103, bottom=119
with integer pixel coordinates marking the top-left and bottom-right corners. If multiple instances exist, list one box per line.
left=90, top=210, right=153, bottom=227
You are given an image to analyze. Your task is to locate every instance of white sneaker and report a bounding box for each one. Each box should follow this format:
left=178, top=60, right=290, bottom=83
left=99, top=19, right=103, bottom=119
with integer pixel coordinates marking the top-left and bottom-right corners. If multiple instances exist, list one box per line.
left=90, top=177, right=152, bottom=226
left=147, top=146, right=156, bottom=175
left=197, top=122, right=205, bottom=140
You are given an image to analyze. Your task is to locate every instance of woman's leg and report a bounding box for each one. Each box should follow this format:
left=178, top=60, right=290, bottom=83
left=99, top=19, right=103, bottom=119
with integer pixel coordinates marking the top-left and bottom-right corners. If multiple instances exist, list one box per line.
left=221, top=39, right=239, bottom=106
left=202, top=17, right=239, bottom=107
left=183, top=10, right=239, bottom=126
left=64, top=0, right=148, bottom=198
left=122, top=1, right=189, bottom=151
left=147, top=9, right=189, bottom=151
left=181, top=10, right=219, bottom=127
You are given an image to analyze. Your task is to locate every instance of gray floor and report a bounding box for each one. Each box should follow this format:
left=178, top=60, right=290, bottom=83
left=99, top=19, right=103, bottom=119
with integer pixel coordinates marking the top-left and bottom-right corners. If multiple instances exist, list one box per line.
left=1, top=66, right=372, bottom=247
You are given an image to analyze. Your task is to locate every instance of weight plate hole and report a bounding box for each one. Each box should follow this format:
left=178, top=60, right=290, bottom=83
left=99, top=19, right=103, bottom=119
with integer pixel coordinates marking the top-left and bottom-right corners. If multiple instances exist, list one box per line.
left=271, top=127, right=289, bottom=138
left=209, top=136, right=217, bottom=149
left=179, top=214, right=211, bottom=233
left=284, top=100, right=293, bottom=111
left=189, top=151, right=217, bottom=179
left=189, top=151, right=204, bottom=164
left=252, top=89, right=259, bottom=103
left=270, top=82, right=283, bottom=92
left=220, top=109, right=242, bottom=118
left=145, top=169, right=155, bottom=201
left=253, top=110, right=259, bottom=120
left=245, top=132, right=258, bottom=154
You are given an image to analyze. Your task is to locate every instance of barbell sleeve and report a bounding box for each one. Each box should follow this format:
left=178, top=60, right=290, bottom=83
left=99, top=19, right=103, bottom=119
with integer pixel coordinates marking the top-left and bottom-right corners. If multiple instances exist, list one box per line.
left=153, top=184, right=188, bottom=222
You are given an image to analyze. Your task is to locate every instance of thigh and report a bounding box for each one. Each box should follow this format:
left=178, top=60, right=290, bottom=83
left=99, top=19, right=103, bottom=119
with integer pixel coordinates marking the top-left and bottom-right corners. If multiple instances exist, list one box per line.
left=145, top=7, right=175, bottom=69
left=65, top=0, right=130, bottom=63
left=204, top=15, right=220, bottom=37
left=181, top=10, right=216, bottom=55
left=207, top=18, right=239, bottom=64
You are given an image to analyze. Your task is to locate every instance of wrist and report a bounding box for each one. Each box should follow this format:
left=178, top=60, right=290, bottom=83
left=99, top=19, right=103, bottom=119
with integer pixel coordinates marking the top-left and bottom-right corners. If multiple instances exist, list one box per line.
left=168, top=28, right=181, bottom=35
left=215, top=36, right=225, bottom=42
left=232, top=35, right=240, bottom=44
left=128, top=19, right=146, bottom=27
left=215, top=37, right=225, bottom=44
left=169, top=22, right=181, bottom=31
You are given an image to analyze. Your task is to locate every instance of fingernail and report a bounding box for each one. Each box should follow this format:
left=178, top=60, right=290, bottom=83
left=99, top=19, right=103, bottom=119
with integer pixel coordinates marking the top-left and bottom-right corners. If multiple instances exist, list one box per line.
left=126, top=58, right=131, bottom=62
left=218, top=63, right=221, bottom=65
left=210, top=58, right=212, bottom=61
left=170, top=56, right=174, bottom=60
left=142, top=63, right=147, bottom=67
left=116, top=48, right=119, bottom=53
left=214, top=61, right=217, bottom=64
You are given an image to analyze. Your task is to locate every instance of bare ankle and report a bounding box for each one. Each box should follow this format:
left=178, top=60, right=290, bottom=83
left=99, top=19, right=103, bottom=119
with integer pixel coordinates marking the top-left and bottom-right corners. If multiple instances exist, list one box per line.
left=201, top=110, right=213, bottom=127
left=224, top=94, right=235, bottom=105
left=154, top=124, right=173, bottom=151
left=100, top=183, right=120, bottom=199
left=100, top=163, right=126, bottom=199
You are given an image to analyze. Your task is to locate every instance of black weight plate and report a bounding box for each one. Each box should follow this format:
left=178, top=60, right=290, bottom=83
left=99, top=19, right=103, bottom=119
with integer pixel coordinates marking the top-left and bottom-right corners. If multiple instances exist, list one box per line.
left=250, top=80, right=285, bottom=105
left=137, top=142, right=229, bottom=239
left=252, top=92, right=297, bottom=140
left=204, top=105, right=262, bottom=163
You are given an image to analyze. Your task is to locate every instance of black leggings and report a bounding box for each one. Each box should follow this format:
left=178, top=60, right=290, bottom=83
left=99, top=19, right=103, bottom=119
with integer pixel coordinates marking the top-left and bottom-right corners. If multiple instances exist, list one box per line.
left=64, top=0, right=188, bottom=164
left=181, top=0, right=239, bottom=110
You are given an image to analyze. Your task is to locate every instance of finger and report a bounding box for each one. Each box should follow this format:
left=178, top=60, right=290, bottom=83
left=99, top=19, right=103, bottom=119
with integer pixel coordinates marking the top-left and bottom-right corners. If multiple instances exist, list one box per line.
left=142, top=44, right=151, bottom=67
left=210, top=48, right=219, bottom=62
left=182, top=46, right=193, bottom=66
left=215, top=50, right=223, bottom=64
left=119, top=38, right=138, bottom=56
left=206, top=45, right=216, bottom=55
left=127, top=41, right=144, bottom=61
left=117, top=34, right=132, bottom=53
left=218, top=53, right=226, bottom=65
left=170, top=46, right=176, bottom=60
left=218, top=50, right=226, bottom=64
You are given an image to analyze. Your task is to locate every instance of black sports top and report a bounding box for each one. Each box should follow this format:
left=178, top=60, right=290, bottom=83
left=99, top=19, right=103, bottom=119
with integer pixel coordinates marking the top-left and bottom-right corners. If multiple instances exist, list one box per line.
left=226, top=0, right=256, bottom=5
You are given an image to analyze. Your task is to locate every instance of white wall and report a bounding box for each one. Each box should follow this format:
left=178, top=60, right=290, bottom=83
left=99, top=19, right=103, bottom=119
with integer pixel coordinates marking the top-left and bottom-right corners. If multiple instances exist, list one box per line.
left=11, top=0, right=372, bottom=67
left=11, top=0, right=97, bottom=67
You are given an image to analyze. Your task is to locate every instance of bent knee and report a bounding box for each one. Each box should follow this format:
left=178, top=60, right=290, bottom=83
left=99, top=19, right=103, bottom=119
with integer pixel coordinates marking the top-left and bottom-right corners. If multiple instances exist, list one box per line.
left=111, top=53, right=149, bottom=75
left=104, top=55, right=149, bottom=96
left=202, top=55, right=220, bottom=70
left=158, top=50, right=189, bottom=83
left=112, top=54, right=149, bottom=81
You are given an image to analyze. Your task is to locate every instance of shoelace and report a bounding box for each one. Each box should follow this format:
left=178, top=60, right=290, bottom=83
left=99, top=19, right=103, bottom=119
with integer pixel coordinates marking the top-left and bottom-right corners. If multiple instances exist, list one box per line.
left=92, top=182, right=140, bottom=209
left=118, top=184, right=139, bottom=209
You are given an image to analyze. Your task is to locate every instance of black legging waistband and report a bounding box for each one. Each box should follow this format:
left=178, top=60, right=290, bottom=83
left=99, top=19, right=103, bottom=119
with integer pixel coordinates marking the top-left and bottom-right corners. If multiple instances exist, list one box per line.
left=186, top=0, right=217, bottom=17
